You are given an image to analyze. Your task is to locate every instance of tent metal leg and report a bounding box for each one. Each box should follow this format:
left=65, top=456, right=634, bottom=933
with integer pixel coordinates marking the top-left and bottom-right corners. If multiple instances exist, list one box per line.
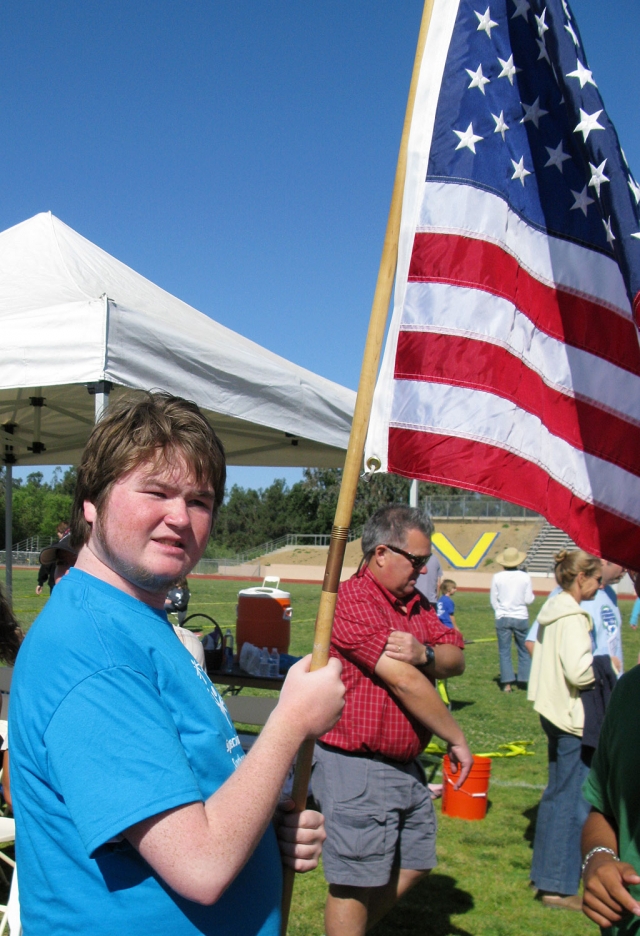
left=4, top=464, right=12, bottom=602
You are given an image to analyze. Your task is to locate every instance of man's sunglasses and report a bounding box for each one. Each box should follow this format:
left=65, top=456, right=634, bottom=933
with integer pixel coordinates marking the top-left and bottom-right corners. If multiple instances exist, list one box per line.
left=384, top=544, right=431, bottom=571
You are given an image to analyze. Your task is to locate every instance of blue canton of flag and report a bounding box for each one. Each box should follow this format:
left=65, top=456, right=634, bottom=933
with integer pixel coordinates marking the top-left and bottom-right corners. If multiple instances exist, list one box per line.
left=428, top=0, right=640, bottom=315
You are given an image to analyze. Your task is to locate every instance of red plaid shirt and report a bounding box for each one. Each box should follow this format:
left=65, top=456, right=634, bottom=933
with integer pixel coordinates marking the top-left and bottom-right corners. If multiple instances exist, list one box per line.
left=321, top=567, right=464, bottom=761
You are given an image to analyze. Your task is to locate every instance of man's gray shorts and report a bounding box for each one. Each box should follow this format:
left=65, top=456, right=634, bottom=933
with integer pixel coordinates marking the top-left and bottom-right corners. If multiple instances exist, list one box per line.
left=312, top=742, right=437, bottom=888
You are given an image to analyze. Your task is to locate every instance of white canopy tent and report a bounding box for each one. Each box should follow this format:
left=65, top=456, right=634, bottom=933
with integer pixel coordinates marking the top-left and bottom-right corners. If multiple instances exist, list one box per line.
left=0, top=212, right=356, bottom=593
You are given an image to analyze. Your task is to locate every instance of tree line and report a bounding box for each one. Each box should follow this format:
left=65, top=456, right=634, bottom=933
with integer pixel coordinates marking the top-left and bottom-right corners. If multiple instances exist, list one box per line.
left=0, top=466, right=460, bottom=553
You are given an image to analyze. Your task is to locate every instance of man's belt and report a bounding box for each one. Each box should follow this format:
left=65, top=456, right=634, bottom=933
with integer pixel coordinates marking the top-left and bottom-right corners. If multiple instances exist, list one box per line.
left=317, top=740, right=411, bottom=767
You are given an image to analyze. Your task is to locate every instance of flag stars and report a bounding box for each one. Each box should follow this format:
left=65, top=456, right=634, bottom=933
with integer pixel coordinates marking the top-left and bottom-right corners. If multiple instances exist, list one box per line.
left=454, top=122, right=484, bottom=153
left=544, top=141, right=571, bottom=172
left=570, top=186, right=594, bottom=217
left=466, top=64, right=491, bottom=94
left=562, top=0, right=571, bottom=18
left=475, top=7, right=499, bottom=37
left=536, top=38, right=550, bottom=64
left=628, top=177, right=640, bottom=205
left=602, top=217, right=616, bottom=246
left=566, top=59, right=596, bottom=89
left=588, top=160, right=609, bottom=199
left=498, top=55, right=520, bottom=85
left=511, top=157, right=531, bottom=186
left=521, top=97, right=548, bottom=129
left=511, top=0, right=530, bottom=20
left=574, top=108, right=604, bottom=142
left=535, top=8, right=549, bottom=39
left=564, top=21, right=580, bottom=47
left=492, top=111, right=509, bottom=141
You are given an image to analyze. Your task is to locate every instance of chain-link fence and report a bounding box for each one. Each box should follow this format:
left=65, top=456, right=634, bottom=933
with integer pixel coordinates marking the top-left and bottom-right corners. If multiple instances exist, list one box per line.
left=424, top=496, right=540, bottom=520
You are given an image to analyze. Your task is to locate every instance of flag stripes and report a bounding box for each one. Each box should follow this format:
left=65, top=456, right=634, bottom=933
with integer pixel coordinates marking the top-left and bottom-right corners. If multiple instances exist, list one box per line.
left=394, top=331, right=640, bottom=475
left=400, top=285, right=640, bottom=425
left=408, top=232, right=640, bottom=374
left=415, top=182, right=632, bottom=315
left=387, top=428, right=640, bottom=561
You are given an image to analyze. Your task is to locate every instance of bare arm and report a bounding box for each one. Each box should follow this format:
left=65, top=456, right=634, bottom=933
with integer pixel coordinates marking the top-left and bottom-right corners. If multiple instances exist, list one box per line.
left=383, top=631, right=465, bottom=679
left=125, top=655, right=344, bottom=905
left=582, top=809, right=640, bottom=927
left=374, top=653, right=472, bottom=787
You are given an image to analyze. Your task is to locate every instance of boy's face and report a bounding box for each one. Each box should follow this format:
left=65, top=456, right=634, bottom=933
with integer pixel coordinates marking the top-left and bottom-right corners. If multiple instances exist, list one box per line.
left=83, top=454, right=215, bottom=603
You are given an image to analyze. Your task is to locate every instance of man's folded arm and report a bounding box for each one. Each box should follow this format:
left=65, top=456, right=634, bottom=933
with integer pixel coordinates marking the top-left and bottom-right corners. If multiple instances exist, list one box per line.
left=374, top=654, right=472, bottom=786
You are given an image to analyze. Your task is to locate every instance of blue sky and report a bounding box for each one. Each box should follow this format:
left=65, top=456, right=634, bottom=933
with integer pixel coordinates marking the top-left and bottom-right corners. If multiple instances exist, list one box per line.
left=5, top=1, right=639, bottom=492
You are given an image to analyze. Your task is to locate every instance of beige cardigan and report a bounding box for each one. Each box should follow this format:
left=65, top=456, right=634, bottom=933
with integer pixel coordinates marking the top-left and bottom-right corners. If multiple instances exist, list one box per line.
left=527, top=590, right=594, bottom=736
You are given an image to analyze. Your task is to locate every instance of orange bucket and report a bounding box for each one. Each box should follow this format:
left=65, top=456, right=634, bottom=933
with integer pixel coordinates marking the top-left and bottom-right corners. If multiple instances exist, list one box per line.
left=442, top=755, right=491, bottom=821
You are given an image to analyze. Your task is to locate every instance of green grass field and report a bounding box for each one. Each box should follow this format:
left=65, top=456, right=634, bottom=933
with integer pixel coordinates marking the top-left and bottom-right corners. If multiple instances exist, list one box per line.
left=9, top=569, right=640, bottom=935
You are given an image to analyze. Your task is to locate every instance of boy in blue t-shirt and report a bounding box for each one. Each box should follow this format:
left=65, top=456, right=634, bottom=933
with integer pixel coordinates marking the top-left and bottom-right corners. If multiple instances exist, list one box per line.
left=9, top=391, right=345, bottom=936
left=436, top=580, right=458, bottom=630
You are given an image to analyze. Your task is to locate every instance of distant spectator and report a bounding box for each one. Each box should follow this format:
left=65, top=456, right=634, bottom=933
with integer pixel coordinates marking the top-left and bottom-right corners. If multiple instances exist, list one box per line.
left=526, top=560, right=626, bottom=675
left=38, top=533, right=77, bottom=588
left=35, top=521, right=69, bottom=595
left=490, top=546, right=534, bottom=691
left=415, top=552, right=442, bottom=604
left=527, top=549, right=600, bottom=911
left=165, top=576, right=191, bottom=625
left=436, top=580, right=457, bottom=630
left=630, top=596, right=640, bottom=629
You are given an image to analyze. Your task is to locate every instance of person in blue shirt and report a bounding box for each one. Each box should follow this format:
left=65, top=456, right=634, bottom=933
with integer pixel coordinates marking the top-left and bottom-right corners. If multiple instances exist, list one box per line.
left=9, top=391, right=345, bottom=936
left=436, top=580, right=458, bottom=630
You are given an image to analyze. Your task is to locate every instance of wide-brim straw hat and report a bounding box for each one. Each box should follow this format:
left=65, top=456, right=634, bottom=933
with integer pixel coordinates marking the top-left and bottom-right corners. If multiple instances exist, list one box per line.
left=496, top=546, right=527, bottom=568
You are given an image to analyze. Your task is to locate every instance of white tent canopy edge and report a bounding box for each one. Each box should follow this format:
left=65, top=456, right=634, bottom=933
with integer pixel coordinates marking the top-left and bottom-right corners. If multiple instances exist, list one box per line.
left=1, top=212, right=356, bottom=596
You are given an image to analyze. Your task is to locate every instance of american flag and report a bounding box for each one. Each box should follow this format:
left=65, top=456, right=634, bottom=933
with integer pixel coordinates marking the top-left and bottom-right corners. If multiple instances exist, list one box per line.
left=365, top=0, right=640, bottom=569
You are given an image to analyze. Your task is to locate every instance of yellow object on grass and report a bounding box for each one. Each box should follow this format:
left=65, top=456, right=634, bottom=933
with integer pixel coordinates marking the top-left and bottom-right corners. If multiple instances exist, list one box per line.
left=422, top=740, right=535, bottom=758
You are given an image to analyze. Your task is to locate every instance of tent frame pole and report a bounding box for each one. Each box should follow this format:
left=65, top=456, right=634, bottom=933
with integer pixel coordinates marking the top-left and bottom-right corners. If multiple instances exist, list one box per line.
left=280, top=1, right=436, bottom=930
left=4, top=462, right=12, bottom=602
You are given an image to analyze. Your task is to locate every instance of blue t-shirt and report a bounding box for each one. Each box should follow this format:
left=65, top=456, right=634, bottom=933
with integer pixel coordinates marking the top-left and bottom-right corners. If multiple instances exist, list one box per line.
left=582, top=585, right=623, bottom=671
left=10, top=569, right=282, bottom=936
left=436, top=594, right=455, bottom=628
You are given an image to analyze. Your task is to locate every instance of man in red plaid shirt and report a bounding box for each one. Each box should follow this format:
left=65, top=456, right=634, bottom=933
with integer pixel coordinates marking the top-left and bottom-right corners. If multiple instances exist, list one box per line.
left=313, top=505, right=472, bottom=936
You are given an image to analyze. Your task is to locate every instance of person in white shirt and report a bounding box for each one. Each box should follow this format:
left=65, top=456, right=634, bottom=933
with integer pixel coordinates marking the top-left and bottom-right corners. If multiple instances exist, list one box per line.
left=490, top=546, right=534, bottom=692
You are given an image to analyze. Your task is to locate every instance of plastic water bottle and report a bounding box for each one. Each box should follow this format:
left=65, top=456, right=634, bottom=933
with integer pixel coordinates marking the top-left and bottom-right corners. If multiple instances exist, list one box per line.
left=268, top=647, right=280, bottom=678
left=259, top=646, right=269, bottom=677
left=224, top=629, right=234, bottom=673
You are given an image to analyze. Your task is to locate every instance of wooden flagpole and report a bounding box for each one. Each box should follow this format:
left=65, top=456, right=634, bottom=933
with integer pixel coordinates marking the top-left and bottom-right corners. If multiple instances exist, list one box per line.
left=280, top=1, right=436, bottom=931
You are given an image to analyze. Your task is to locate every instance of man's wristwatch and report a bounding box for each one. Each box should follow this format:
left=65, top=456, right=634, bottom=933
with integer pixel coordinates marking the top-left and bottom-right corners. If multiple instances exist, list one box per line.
left=423, top=643, right=435, bottom=667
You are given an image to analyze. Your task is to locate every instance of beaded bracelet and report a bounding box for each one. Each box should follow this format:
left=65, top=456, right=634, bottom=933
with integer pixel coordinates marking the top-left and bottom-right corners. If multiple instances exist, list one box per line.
left=582, top=846, right=620, bottom=876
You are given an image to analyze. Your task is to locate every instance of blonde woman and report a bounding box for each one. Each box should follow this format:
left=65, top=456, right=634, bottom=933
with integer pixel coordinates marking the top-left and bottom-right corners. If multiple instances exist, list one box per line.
left=527, top=550, right=601, bottom=911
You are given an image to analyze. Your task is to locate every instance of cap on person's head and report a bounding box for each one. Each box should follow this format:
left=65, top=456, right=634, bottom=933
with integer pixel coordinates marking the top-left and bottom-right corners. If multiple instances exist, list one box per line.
left=39, top=533, right=78, bottom=566
left=495, top=546, right=527, bottom=569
